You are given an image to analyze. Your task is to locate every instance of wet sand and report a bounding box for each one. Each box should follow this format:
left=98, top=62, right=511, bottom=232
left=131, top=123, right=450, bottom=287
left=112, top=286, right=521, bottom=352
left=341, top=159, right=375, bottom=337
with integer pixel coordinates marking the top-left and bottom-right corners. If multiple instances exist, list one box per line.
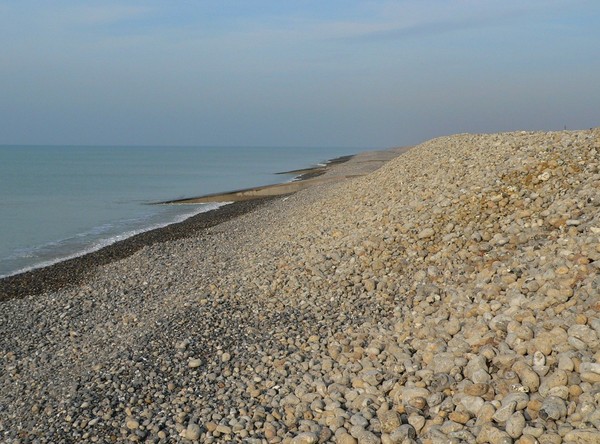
left=160, top=150, right=404, bottom=204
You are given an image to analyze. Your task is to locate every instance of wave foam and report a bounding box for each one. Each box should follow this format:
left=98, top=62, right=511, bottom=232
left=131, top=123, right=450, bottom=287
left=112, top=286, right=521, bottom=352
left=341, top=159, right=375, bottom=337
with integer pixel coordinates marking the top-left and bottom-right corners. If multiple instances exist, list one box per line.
left=0, top=202, right=230, bottom=279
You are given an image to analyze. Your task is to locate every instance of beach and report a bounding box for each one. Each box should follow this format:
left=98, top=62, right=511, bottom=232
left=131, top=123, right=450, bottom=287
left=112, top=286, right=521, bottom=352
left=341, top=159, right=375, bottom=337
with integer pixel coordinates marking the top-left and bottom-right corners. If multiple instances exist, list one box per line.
left=1, top=129, right=599, bottom=443
left=0, top=149, right=400, bottom=301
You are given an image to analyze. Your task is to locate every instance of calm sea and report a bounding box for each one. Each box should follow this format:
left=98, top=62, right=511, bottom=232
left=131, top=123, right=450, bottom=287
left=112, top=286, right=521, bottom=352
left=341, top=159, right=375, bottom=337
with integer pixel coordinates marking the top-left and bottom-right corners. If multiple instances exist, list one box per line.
left=0, top=145, right=366, bottom=277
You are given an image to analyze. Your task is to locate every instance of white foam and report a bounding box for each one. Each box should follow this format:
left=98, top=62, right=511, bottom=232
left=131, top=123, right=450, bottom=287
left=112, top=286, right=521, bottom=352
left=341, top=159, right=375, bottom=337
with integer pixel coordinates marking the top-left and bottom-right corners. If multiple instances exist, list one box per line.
left=0, top=202, right=231, bottom=279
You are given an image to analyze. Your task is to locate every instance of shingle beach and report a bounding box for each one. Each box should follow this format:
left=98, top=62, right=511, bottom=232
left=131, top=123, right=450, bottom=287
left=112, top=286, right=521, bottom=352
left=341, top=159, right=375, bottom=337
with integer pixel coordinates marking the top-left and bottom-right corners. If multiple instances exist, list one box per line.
left=1, top=129, right=599, bottom=443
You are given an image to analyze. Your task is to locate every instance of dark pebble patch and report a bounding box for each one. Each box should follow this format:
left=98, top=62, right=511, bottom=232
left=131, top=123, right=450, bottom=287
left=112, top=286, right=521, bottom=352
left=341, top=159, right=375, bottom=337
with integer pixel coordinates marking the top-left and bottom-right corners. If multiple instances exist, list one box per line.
left=0, top=197, right=280, bottom=301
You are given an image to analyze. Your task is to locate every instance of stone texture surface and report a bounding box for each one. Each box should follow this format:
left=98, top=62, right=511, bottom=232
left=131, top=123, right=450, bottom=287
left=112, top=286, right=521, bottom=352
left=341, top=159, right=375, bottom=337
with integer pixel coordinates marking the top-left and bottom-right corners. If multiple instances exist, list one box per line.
left=1, top=129, right=599, bottom=443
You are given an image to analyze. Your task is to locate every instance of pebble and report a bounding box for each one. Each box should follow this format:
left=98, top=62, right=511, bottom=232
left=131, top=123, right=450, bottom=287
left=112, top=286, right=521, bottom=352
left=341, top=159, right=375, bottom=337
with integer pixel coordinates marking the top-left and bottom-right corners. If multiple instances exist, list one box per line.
left=518, top=435, right=538, bottom=444
left=460, top=396, right=485, bottom=415
left=579, top=362, right=600, bottom=383
left=215, top=424, right=232, bottom=434
left=185, top=423, right=201, bottom=440
left=558, top=355, right=574, bottom=372
left=505, top=412, right=526, bottom=439
left=502, top=393, right=529, bottom=411
left=354, top=429, right=380, bottom=444
left=464, top=383, right=490, bottom=397
left=539, top=397, right=567, bottom=421
left=126, top=419, right=139, bottom=430
left=390, top=424, right=417, bottom=442
left=492, top=401, right=516, bottom=423
left=563, top=429, right=600, bottom=444
left=338, top=432, right=359, bottom=444
left=408, top=414, right=426, bottom=433
left=378, top=410, right=401, bottom=433
left=512, top=361, right=540, bottom=392
left=291, top=432, right=318, bottom=444
left=418, top=228, right=435, bottom=239
left=188, top=358, right=202, bottom=368
left=539, top=370, right=568, bottom=397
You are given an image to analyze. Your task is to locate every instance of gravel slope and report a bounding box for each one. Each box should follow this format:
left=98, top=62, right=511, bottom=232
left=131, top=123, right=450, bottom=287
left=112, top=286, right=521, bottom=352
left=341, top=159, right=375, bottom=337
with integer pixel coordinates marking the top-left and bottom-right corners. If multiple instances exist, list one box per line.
left=1, top=129, right=599, bottom=444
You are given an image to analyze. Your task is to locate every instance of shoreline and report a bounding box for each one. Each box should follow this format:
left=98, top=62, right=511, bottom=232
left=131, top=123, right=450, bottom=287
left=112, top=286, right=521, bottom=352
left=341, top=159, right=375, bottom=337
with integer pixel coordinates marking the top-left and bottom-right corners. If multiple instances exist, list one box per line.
left=158, top=154, right=357, bottom=204
left=276, top=154, right=355, bottom=179
left=0, top=198, right=278, bottom=301
left=158, top=151, right=403, bottom=204
left=0, top=150, right=391, bottom=301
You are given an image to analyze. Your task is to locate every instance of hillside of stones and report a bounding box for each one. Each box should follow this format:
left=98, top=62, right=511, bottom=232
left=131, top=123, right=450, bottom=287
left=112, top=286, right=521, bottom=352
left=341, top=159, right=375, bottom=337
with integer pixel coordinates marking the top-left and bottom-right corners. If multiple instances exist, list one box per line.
left=217, top=128, right=600, bottom=443
left=1, top=128, right=599, bottom=443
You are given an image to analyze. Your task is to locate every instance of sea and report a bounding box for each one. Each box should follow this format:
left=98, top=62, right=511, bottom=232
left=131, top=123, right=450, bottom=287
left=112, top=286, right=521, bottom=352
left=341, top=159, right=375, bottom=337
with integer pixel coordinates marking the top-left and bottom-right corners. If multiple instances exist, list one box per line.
left=0, top=145, right=367, bottom=278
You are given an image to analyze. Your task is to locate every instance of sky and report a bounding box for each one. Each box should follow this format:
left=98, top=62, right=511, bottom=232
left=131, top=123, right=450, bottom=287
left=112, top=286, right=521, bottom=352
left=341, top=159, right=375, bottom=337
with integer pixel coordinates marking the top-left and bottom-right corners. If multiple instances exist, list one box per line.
left=1, top=1, right=599, bottom=147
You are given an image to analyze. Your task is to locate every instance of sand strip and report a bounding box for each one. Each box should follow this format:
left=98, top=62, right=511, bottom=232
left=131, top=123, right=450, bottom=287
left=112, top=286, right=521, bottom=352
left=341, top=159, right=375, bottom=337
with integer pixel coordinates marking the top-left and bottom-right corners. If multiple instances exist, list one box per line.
left=159, top=149, right=406, bottom=204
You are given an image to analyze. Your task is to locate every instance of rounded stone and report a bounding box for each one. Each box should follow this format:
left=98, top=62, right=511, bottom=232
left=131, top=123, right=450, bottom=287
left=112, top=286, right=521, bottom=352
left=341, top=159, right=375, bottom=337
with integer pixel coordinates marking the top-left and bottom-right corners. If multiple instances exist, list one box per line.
left=188, top=358, right=202, bottom=368
left=185, top=423, right=201, bottom=440
left=539, top=397, right=567, bottom=421
left=337, top=432, right=358, bottom=444
left=126, top=419, right=140, bottom=430
left=291, top=432, right=318, bottom=444
left=390, top=424, right=417, bottom=442
left=506, top=412, right=526, bottom=439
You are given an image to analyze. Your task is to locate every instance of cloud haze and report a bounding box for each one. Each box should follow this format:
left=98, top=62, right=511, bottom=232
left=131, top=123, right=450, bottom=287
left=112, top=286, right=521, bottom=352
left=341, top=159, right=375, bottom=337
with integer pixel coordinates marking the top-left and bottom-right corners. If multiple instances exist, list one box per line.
left=1, top=0, right=599, bottom=147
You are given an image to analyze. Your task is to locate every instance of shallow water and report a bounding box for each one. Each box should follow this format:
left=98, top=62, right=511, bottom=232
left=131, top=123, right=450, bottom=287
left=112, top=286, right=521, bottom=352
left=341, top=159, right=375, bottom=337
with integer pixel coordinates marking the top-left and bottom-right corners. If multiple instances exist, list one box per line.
left=0, top=145, right=366, bottom=277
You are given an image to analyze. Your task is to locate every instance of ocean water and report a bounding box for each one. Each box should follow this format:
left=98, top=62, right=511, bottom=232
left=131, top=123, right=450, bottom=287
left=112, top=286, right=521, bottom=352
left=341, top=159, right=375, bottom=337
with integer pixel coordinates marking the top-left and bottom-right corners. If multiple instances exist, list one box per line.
left=0, top=145, right=366, bottom=278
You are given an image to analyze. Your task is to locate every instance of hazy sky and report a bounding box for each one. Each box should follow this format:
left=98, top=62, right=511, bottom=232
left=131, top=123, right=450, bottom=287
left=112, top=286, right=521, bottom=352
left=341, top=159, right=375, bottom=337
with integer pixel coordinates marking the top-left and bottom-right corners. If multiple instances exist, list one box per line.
left=1, top=1, right=599, bottom=147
